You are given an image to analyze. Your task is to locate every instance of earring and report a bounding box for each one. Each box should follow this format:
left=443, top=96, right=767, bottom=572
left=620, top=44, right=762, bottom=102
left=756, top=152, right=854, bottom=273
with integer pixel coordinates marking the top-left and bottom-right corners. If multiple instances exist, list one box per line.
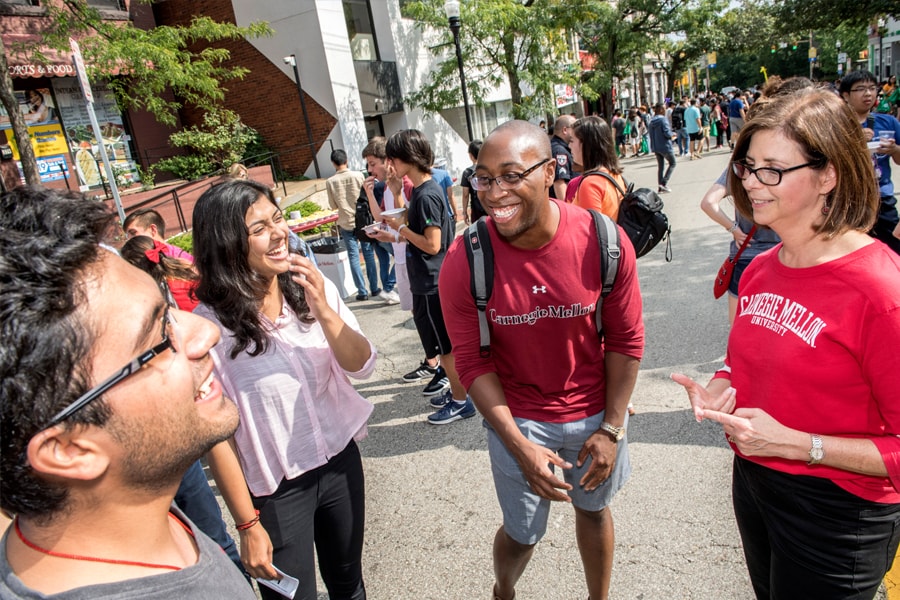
left=822, top=204, right=830, bottom=215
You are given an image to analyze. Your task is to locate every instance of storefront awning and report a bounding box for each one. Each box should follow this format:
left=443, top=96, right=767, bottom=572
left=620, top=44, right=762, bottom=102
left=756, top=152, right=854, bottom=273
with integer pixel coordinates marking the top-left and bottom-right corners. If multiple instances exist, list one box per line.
left=4, top=33, right=76, bottom=78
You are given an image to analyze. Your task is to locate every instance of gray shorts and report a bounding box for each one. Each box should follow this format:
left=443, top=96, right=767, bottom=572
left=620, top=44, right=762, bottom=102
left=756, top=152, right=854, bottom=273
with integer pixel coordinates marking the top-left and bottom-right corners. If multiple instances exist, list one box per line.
left=484, top=410, right=631, bottom=545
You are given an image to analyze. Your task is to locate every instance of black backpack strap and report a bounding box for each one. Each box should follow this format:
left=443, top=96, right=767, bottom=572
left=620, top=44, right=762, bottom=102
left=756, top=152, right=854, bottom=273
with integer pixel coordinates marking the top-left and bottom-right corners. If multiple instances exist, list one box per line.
left=588, top=209, right=620, bottom=341
left=464, top=218, right=494, bottom=358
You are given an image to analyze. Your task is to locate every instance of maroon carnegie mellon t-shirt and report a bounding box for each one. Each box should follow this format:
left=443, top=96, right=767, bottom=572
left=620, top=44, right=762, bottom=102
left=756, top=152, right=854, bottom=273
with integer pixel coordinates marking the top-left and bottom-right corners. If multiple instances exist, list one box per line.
left=440, top=200, right=644, bottom=422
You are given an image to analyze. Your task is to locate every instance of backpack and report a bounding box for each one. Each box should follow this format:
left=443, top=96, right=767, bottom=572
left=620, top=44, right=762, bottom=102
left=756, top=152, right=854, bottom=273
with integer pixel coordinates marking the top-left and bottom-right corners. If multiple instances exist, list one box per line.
left=672, top=106, right=685, bottom=130
left=463, top=210, right=620, bottom=358
left=353, top=190, right=375, bottom=243
left=583, top=171, right=672, bottom=261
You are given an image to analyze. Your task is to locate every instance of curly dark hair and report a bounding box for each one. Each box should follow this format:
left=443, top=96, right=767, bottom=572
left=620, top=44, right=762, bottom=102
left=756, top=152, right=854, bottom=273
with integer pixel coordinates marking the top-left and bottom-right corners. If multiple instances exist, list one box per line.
left=0, top=187, right=116, bottom=519
left=192, top=180, right=313, bottom=358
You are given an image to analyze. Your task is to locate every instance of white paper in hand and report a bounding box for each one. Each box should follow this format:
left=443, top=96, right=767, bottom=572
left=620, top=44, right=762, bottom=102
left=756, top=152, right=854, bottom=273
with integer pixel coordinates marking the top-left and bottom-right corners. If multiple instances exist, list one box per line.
left=256, top=566, right=300, bottom=599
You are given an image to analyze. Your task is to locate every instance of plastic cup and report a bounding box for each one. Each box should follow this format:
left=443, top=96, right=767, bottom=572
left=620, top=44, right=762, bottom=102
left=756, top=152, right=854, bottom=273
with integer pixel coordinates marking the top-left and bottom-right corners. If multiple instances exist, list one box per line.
left=879, top=131, right=895, bottom=142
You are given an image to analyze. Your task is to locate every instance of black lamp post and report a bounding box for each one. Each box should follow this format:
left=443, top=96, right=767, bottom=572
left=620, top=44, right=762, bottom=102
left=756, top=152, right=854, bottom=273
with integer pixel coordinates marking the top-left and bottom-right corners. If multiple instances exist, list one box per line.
left=284, top=54, right=321, bottom=179
left=444, top=0, right=474, bottom=142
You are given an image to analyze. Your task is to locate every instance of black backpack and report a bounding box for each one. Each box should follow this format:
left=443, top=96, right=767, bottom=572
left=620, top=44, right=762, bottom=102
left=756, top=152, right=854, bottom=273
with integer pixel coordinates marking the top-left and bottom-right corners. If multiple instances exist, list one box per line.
left=463, top=210, right=620, bottom=358
left=672, top=106, right=685, bottom=130
left=583, top=171, right=672, bottom=261
left=353, top=189, right=375, bottom=243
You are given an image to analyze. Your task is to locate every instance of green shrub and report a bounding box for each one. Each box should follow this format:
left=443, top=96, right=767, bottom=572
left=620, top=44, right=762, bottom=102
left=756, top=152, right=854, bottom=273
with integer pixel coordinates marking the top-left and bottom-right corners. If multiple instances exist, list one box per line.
left=167, top=230, right=194, bottom=255
left=155, top=155, right=215, bottom=181
left=154, top=108, right=258, bottom=181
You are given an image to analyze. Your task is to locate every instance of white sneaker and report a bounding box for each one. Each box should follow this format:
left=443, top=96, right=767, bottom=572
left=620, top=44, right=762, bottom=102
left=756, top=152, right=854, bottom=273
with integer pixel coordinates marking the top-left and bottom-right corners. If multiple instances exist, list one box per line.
left=381, top=289, right=400, bottom=305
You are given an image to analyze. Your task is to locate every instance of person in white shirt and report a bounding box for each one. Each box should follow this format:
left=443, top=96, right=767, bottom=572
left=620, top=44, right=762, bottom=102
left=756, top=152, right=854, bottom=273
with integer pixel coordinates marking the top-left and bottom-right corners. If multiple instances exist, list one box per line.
left=191, top=180, right=376, bottom=600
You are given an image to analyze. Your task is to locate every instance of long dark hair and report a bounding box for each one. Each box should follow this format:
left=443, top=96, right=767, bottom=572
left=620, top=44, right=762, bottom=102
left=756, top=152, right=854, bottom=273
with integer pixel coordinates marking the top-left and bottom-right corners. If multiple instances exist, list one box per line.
left=192, top=180, right=312, bottom=358
left=573, top=116, right=622, bottom=175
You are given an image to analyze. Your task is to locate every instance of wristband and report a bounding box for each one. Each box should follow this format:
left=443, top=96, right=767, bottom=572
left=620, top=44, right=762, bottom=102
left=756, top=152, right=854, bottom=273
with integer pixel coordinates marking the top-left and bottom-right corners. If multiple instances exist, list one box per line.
left=728, top=222, right=739, bottom=233
left=236, top=509, right=260, bottom=531
left=398, top=224, right=408, bottom=236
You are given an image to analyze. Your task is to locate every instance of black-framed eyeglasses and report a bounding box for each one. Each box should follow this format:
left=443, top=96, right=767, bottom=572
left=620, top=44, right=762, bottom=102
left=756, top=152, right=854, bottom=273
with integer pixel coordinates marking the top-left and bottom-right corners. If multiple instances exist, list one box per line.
left=470, top=158, right=551, bottom=192
left=42, top=309, right=177, bottom=430
left=732, top=160, right=822, bottom=187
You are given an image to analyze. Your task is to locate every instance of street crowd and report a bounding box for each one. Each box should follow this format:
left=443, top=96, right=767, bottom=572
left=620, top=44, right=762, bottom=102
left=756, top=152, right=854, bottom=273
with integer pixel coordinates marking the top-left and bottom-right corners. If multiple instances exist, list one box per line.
left=2, top=68, right=900, bottom=600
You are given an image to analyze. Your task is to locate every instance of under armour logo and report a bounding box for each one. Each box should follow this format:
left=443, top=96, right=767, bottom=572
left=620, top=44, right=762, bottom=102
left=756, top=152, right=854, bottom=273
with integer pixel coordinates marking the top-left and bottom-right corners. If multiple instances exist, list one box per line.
left=532, top=285, right=547, bottom=294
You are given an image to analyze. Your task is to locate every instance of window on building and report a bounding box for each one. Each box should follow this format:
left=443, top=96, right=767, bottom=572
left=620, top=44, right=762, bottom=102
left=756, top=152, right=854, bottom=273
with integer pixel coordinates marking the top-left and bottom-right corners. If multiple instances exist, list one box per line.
left=343, top=0, right=379, bottom=61
left=87, top=0, right=127, bottom=9
left=2, top=0, right=40, bottom=5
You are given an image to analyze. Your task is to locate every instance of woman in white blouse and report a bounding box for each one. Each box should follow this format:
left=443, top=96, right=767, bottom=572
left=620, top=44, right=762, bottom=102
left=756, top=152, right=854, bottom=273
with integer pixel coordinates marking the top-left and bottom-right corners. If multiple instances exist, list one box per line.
left=192, top=180, right=376, bottom=600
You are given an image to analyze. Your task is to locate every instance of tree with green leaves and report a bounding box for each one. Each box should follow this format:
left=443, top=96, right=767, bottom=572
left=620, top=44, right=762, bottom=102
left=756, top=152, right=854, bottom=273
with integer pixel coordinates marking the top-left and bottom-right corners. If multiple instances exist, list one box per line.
left=578, top=0, right=723, bottom=117
left=768, top=0, right=896, bottom=34
left=402, top=0, right=596, bottom=121
left=712, top=1, right=869, bottom=90
left=1, top=0, right=271, bottom=185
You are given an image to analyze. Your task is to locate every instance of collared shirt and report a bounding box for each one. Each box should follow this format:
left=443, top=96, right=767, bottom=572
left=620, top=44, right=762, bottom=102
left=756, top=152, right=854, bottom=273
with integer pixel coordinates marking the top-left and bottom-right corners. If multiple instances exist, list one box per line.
left=327, top=169, right=366, bottom=230
left=194, top=279, right=376, bottom=497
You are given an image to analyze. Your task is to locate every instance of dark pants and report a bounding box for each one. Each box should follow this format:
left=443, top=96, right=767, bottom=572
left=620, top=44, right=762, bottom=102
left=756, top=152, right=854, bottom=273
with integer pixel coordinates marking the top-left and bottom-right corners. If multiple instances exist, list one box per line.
left=654, top=151, right=676, bottom=186
left=253, top=441, right=366, bottom=600
left=367, top=240, right=396, bottom=293
left=175, top=460, right=244, bottom=575
left=732, top=455, right=900, bottom=600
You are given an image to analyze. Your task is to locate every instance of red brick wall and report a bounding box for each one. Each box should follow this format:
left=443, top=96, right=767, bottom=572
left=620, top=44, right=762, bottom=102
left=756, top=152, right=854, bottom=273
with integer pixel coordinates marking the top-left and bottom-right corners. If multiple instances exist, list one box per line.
left=152, top=0, right=335, bottom=177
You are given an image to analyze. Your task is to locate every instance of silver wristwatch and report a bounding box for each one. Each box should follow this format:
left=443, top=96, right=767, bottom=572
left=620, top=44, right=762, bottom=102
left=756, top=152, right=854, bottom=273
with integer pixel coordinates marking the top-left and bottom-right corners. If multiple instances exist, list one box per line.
left=599, top=421, right=626, bottom=442
left=807, top=434, right=824, bottom=465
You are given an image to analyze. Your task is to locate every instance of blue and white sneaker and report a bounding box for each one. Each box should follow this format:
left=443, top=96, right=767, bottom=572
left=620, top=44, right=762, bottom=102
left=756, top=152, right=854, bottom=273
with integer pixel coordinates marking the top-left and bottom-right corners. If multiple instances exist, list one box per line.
left=427, top=396, right=476, bottom=425
left=430, top=388, right=452, bottom=409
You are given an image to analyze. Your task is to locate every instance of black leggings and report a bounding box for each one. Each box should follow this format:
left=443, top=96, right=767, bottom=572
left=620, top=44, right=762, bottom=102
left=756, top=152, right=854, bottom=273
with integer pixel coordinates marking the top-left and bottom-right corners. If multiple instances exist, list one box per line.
left=253, top=441, right=366, bottom=600
left=732, top=455, right=900, bottom=600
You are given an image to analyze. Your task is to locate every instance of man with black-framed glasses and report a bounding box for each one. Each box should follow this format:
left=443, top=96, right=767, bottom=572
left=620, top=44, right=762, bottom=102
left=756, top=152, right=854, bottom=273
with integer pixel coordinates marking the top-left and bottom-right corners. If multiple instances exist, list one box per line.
left=840, top=70, right=900, bottom=254
left=0, top=187, right=252, bottom=599
left=439, top=120, right=644, bottom=600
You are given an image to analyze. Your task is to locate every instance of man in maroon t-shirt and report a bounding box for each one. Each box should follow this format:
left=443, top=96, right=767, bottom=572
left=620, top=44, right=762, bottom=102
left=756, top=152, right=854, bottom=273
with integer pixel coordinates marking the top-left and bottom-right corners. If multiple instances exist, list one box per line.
left=440, top=120, right=644, bottom=600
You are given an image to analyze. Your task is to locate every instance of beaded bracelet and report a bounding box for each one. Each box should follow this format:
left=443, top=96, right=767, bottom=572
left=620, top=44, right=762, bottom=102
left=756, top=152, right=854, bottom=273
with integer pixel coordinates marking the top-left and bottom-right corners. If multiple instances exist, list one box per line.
left=236, top=509, right=260, bottom=531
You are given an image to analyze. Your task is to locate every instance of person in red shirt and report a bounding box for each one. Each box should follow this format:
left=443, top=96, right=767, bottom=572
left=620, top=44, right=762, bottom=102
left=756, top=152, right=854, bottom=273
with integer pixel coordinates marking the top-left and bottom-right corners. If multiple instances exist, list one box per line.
left=674, top=88, right=900, bottom=599
left=120, top=236, right=200, bottom=311
left=440, top=120, right=644, bottom=600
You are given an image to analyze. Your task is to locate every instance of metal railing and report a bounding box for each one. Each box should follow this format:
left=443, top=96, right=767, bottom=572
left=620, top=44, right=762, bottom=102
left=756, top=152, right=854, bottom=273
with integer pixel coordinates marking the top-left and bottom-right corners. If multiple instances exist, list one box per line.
left=120, top=153, right=286, bottom=233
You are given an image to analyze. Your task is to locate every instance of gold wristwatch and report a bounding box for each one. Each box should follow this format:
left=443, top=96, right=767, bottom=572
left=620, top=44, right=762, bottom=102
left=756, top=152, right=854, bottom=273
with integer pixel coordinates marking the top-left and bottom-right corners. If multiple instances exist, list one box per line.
left=599, top=421, right=626, bottom=442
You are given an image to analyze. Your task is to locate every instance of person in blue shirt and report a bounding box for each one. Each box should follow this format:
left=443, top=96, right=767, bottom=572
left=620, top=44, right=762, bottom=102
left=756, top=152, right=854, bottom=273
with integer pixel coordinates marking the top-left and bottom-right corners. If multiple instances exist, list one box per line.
left=431, top=162, right=456, bottom=220
left=648, top=103, right=677, bottom=193
left=840, top=70, right=900, bottom=254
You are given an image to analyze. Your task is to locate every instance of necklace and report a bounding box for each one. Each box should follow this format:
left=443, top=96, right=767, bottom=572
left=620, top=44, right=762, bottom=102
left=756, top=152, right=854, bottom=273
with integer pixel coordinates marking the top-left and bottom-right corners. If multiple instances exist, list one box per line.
left=14, top=514, right=192, bottom=571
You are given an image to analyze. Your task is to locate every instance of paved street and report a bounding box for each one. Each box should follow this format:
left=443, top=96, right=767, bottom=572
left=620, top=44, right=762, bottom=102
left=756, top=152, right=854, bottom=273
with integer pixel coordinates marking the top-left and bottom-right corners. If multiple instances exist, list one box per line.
left=337, top=146, right=752, bottom=600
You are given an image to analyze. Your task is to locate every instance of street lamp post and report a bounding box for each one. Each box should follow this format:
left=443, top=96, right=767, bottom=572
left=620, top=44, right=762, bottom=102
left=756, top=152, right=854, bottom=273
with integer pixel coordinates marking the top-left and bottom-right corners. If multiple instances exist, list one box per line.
left=444, top=0, right=474, bottom=142
left=284, top=54, right=321, bottom=179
